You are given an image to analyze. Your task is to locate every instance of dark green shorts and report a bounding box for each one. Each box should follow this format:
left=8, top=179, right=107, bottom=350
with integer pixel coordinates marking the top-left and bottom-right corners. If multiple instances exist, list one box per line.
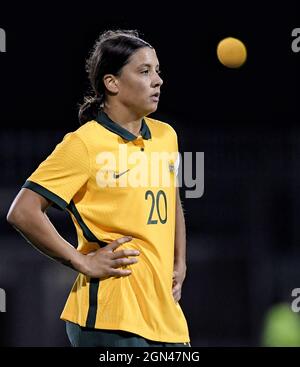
left=66, top=321, right=191, bottom=347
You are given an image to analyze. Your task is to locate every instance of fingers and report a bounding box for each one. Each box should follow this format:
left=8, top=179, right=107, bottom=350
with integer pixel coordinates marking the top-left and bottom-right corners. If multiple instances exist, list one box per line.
left=172, top=283, right=181, bottom=302
left=106, top=236, right=133, bottom=252
left=173, top=292, right=181, bottom=302
left=110, top=268, right=132, bottom=277
left=111, top=257, right=139, bottom=268
left=111, top=249, right=140, bottom=259
left=172, top=283, right=181, bottom=293
left=106, top=237, right=140, bottom=273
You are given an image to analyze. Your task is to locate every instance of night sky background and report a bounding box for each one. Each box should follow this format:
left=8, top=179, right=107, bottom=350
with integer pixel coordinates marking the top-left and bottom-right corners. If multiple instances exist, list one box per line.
left=1, top=2, right=300, bottom=346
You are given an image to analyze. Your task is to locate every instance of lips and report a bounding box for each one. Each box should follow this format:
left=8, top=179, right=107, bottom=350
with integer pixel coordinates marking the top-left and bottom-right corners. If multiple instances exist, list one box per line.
left=150, top=92, right=160, bottom=102
left=151, top=92, right=160, bottom=98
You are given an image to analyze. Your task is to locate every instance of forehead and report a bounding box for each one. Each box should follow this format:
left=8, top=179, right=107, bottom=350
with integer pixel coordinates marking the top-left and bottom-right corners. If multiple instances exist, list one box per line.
left=127, top=47, right=159, bottom=67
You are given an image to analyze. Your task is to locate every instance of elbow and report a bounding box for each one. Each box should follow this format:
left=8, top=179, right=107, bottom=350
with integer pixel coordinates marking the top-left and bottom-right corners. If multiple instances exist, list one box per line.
left=7, top=189, right=46, bottom=228
left=6, top=205, right=27, bottom=228
left=7, top=206, right=19, bottom=226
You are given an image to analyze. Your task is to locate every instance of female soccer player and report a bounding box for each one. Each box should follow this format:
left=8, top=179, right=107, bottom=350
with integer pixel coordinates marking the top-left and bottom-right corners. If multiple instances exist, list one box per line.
left=7, top=30, right=190, bottom=347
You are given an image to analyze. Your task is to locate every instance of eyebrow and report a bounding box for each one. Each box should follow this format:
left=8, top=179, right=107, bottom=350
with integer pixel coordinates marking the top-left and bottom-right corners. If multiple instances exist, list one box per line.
left=138, top=63, right=160, bottom=69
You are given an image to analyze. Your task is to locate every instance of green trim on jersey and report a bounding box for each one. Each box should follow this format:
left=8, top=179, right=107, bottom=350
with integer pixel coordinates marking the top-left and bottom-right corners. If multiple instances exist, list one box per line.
left=22, top=180, right=68, bottom=210
left=96, top=110, right=151, bottom=141
left=67, top=201, right=107, bottom=247
left=85, top=278, right=100, bottom=328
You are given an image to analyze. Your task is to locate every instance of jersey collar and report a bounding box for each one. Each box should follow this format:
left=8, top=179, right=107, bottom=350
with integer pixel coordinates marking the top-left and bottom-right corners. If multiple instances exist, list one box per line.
left=96, top=110, right=151, bottom=141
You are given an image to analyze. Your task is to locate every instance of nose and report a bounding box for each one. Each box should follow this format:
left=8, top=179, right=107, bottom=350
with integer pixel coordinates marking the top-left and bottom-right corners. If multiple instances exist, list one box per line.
left=152, top=73, right=163, bottom=88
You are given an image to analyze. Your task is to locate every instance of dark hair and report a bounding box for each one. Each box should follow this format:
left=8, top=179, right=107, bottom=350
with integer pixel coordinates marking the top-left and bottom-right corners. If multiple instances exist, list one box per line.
left=78, top=29, right=153, bottom=125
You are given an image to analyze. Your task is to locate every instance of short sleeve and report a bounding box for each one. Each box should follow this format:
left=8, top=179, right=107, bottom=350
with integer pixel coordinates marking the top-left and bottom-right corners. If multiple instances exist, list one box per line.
left=22, top=132, right=90, bottom=210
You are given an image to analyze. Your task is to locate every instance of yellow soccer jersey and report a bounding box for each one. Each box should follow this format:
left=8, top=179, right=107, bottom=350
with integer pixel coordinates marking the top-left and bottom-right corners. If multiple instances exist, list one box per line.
left=22, top=110, right=190, bottom=343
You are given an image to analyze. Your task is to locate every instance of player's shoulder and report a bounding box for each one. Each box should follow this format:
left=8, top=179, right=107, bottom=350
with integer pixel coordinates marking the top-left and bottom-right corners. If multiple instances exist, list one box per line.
left=69, top=120, right=100, bottom=143
left=144, top=116, right=178, bottom=137
left=55, top=121, right=100, bottom=155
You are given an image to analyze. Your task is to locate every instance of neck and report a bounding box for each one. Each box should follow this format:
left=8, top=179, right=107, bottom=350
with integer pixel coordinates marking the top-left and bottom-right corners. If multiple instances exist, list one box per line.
left=103, top=103, right=143, bottom=136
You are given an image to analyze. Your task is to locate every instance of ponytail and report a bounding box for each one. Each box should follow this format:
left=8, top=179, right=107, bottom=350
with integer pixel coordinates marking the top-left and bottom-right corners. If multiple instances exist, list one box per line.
left=78, top=95, right=103, bottom=125
left=79, top=29, right=152, bottom=125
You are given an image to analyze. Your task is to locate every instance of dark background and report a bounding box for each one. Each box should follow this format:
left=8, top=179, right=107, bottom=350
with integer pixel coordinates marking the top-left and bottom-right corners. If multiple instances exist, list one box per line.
left=1, top=2, right=300, bottom=346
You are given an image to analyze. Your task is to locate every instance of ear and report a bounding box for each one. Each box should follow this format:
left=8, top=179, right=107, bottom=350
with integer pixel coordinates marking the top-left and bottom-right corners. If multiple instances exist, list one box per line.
left=103, top=74, right=119, bottom=94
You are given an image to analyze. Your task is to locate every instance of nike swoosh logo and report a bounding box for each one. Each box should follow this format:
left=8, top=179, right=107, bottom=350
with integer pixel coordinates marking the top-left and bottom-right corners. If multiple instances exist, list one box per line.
left=113, top=169, right=130, bottom=179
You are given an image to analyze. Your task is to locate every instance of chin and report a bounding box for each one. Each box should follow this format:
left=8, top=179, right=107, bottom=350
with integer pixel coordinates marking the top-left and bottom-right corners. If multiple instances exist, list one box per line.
left=147, top=104, right=159, bottom=115
left=138, top=103, right=158, bottom=117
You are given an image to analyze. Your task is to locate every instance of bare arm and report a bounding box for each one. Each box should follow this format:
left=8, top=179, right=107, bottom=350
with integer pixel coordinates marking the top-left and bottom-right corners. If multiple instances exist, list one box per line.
left=172, top=187, right=187, bottom=302
left=7, top=188, right=139, bottom=278
left=174, top=187, right=187, bottom=267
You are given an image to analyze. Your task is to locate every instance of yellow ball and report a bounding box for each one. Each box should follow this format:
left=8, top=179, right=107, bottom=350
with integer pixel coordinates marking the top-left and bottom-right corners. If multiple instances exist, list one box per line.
left=217, top=37, right=247, bottom=68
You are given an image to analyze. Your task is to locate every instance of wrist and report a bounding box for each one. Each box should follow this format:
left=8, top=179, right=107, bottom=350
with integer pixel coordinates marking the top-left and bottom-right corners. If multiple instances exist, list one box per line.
left=71, top=251, right=88, bottom=274
left=174, top=260, right=186, bottom=271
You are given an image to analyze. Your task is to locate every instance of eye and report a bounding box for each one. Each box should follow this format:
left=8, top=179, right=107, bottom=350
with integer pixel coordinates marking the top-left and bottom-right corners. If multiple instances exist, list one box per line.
left=141, top=70, right=149, bottom=74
